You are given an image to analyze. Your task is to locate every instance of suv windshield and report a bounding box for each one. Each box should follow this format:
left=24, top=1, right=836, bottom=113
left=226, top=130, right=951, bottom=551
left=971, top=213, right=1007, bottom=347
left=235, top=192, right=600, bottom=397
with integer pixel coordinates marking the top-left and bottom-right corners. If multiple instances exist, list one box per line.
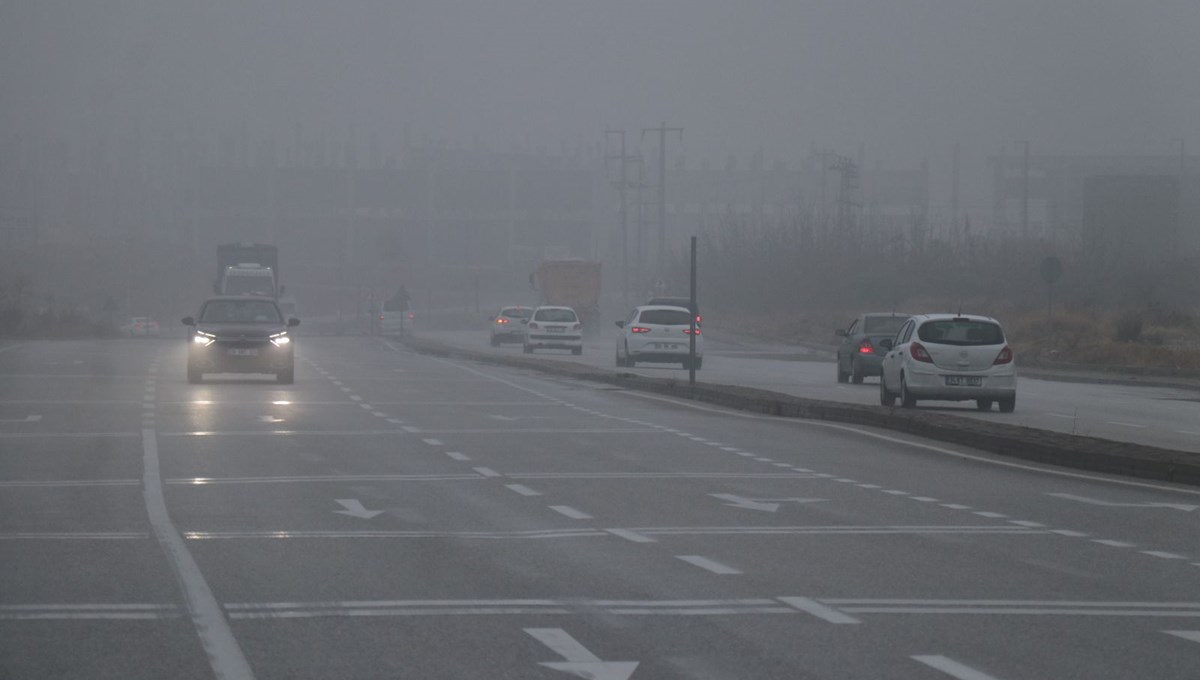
left=917, top=319, right=1004, bottom=346
left=639, top=309, right=692, bottom=325
left=534, top=309, right=577, bottom=323
left=200, top=300, right=283, bottom=324
left=864, top=315, right=909, bottom=334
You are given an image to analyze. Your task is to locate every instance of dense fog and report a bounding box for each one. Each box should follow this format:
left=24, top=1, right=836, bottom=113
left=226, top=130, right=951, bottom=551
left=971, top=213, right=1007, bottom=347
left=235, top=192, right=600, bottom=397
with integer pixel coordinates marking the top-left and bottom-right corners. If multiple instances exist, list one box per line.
left=2, top=1, right=1199, bottom=341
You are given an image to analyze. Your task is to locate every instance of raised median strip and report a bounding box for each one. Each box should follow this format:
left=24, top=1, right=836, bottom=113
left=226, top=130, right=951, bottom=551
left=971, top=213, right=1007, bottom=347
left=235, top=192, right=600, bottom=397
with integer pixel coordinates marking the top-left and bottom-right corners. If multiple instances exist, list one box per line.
left=398, top=334, right=1200, bottom=487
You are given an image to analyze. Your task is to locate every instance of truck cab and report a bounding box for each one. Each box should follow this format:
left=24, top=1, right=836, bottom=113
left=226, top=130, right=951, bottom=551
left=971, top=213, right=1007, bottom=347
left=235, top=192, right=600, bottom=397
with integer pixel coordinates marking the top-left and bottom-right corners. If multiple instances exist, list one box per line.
left=221, top=264, right=276, bottom=298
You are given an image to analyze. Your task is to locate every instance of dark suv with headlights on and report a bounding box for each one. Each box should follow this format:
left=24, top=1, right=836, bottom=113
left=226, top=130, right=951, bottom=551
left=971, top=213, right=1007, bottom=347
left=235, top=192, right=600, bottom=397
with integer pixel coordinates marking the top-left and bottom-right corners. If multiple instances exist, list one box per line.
left=182, top=297, right=299, bottom=384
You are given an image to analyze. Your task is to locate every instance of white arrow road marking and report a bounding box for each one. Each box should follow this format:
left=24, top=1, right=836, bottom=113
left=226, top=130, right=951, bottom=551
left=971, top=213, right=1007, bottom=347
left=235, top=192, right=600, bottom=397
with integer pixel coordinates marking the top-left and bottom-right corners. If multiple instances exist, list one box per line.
left=0, top=415, right=41, bottom=423
left=911, top=655, right=1003, bottom=680
left=1166, top=630, right=1200, bottom=644
left=525, top=628, right=639, bottom=680
left=333, top=499, right=384, bottom=520
left=1048, top=493, right=1198, bottom=512
left=710, top=493, right=827, bottom=513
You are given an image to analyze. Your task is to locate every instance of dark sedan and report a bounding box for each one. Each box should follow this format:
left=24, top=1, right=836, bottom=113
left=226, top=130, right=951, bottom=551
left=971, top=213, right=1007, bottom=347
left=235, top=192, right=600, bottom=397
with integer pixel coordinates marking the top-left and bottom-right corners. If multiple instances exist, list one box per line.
left=182, top=297, right=299, bottom=384
left=836, top=312, right=910, bottom=383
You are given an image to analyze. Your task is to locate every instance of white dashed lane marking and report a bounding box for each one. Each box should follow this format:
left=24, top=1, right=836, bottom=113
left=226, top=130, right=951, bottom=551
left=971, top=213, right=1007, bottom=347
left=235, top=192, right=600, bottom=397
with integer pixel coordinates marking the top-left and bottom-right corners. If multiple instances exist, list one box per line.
left=548, top=505, right=592, bottom=520
left=676, top=555, right=741, bottom=575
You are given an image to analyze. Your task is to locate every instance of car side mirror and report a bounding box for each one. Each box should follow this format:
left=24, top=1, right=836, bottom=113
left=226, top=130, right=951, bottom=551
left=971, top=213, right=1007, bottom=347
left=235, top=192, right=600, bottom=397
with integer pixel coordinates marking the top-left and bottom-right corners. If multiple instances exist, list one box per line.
left=879, top=338, right=893, bottom=350
left=615, top=321, right=625, bottom=328
left=835, top=329, right=848, bottom=337
left=288, top=318, right=300, bottom=327
left=181, top=317, right=195, bottom=326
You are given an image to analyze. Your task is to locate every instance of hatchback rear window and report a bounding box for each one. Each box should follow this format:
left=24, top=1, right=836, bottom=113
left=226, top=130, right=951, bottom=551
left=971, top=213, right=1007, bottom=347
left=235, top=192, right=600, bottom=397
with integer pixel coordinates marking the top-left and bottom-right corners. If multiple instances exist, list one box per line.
left=534, top=309, right=577, bottom=322
left=917, top=319, right=1004, bottom=346
left=638, top=309, right=692, bottom=325
left=502, top=308, right=532, bottom=319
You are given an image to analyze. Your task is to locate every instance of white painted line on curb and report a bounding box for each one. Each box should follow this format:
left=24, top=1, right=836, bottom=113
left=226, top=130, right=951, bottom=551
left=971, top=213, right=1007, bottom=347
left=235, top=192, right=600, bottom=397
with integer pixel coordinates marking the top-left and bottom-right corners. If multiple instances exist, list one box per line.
left=142, top=429, right=254, bottom=680
left=1141, top=551, right=1187, bottom=560
left=505, top=484, right=541, bottom=497
left=911, top=655, right=1003, bottom=680
left=605, top=529, right=656, bottom=543
left=676, top=555, right=741, bottom=575
left=778, top=597, right=860, bottom=624
left=549, top=505, right=592, bottom=520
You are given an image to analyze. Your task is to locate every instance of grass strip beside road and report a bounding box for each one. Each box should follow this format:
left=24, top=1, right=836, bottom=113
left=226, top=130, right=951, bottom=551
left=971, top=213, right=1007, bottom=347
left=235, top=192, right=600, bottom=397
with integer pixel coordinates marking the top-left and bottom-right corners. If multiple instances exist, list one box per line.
left=396, top=335, right=1200, bottom=488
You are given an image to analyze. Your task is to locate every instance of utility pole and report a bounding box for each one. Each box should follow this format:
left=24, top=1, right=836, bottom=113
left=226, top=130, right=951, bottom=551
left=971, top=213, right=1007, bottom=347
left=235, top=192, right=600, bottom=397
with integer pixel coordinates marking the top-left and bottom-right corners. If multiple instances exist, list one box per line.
left=1018, top=140, right=1030, bottom=240
left=605, top=130, right=637, bottom=309
left=642, top=121, right=683, bottom=275
left=951, top=142, right=960, bottom=236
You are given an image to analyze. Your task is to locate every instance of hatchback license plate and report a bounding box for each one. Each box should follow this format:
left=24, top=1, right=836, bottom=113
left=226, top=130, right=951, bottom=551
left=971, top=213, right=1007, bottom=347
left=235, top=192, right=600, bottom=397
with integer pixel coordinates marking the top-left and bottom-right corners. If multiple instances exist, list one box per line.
left=945, top=375, right=981, bottom=386
left=228, top=349, right=259, bottom=357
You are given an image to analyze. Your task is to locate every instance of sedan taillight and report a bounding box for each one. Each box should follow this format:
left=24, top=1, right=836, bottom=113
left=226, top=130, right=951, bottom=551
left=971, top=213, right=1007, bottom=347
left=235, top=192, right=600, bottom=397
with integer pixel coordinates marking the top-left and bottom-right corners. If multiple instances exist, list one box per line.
left=683, top=328, right=700, bottom=335
left=858, top=340, right=873, bottom=354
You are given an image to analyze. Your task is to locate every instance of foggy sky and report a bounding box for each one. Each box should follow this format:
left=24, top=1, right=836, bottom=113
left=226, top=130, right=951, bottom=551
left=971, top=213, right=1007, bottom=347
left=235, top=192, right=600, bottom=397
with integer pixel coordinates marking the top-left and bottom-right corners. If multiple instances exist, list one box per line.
left=4, top=0, right=1199, bottom=198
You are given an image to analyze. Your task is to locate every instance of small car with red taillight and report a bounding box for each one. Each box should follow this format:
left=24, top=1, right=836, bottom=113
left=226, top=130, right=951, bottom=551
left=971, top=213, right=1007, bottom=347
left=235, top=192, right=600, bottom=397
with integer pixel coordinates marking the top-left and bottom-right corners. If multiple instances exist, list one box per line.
left=879, top=314, right=1016, bottom=412
left=615, top=305, right=703, bottom=369
left=490, top=306, right=533, bottom=346
left=522, top=306, right=583, bottom=355
left=835, top=312, right=910, bottom=383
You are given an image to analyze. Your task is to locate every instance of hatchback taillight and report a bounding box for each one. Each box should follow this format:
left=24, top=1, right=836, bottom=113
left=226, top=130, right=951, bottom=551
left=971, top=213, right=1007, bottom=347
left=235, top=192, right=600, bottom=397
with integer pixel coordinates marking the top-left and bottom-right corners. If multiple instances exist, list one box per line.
left=683, top=328, right=700, bottom=335
left=910, top=341, right=934, bottom=363
left=496, top=318, right=509, bottom=324
left=631, top=326, right=651, bottom=333
left=994, top=346, right=1013, bottom=365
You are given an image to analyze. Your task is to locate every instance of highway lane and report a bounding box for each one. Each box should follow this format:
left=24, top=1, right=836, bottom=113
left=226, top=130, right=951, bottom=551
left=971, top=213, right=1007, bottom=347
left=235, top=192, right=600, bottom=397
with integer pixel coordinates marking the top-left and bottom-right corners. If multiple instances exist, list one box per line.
left=422, top=329, right=1200, bottom=454
left=2, top=337, right=1199, bottom=678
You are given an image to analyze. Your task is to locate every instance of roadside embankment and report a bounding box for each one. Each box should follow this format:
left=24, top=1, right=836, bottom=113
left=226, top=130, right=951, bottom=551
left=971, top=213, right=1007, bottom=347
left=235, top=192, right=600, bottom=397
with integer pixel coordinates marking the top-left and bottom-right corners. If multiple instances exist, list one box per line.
left=398, top=333, right=1200, bottom=488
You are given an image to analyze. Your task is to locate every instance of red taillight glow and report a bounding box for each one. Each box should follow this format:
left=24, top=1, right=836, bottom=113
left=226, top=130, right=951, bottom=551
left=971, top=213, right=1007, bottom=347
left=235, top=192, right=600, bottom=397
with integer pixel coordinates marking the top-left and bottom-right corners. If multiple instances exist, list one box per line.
left=379, top=315, right=384, bottom=321
left=858, top=340, right=873, bottom=354
left=684, top=328, right=700, bottom=335
left=696, top=315, right=702, bottom=324
left=994, top=346, right=1013, bottom=365
left=910, top=342, right=934, bottom=363
left=630, top=326, right=651, bottom=334
left=496, top=318, right=509, bottom=324
left=407, top=312, right=414, bottom=319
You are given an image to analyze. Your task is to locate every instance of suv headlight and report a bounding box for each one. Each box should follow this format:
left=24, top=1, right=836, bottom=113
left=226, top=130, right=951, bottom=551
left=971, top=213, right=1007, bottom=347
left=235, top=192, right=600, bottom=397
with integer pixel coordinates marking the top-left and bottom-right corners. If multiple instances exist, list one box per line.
left=269, top=332, right=291, bottom=348
left=192, top=331, right=216, bottom=347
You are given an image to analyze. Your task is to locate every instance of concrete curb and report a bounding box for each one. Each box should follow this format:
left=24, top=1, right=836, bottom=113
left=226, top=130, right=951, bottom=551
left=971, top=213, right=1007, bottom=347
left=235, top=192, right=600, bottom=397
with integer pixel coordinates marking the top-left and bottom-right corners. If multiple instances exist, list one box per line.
left=398, top=334, right=1200, bottom=488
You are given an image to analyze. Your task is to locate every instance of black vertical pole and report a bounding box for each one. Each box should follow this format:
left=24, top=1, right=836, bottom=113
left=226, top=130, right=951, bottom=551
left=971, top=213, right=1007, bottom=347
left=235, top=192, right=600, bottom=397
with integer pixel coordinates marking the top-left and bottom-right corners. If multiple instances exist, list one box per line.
left=689, top=235, right=697, bottom=388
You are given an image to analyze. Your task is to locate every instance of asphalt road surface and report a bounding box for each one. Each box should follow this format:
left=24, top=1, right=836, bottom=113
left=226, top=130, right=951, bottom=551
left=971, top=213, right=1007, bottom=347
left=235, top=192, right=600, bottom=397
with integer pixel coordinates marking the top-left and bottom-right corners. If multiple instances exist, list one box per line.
left=426, top=329, right=1200, bottom=455
left=2, top=336, right=1200, bottom=679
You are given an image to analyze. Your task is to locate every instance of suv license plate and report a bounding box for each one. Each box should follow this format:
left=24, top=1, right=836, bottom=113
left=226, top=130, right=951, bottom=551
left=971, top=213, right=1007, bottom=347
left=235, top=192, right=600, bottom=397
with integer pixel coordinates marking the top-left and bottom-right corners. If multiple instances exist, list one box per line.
left=229, top=349, right=259, bottom=357
left=945, top=376, right=981, bottom=386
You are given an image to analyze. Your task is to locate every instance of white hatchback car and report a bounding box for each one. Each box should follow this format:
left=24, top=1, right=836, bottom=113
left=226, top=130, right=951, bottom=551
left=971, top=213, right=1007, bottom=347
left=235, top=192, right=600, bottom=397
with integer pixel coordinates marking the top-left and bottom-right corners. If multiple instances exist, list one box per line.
left=879, top=314, right=1016, bottom=412
left=615, top=305, right=703, bottom=369
left=523, top=306, right=583, bottom=355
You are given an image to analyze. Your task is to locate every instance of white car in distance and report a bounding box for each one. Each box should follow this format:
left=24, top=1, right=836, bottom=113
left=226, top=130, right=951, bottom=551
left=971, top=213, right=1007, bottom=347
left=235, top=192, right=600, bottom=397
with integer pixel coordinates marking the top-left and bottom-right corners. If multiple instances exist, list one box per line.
left=523, top=306, right=583, bottom=355
left=615, top=305, right=703, bottom=369
left=879, top=313, right=1016, bottom=412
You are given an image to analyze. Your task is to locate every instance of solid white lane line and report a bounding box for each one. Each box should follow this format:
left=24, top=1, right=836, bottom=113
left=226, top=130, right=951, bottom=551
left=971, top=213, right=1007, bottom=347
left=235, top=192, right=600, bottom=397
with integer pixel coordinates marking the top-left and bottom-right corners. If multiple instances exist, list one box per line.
left=142, top=428, right=254, bottom=680
left=1166, top=630, right=1200, bottom=644
left=422, top=438, right=444, bottom=446
left=1093, top=539, right=1136, bottom=548
left=911, top=655, right=1003, bottom=680
left=618, top=390, right=1200, bottom=496
left=0, top=479, right=139, bottom=488
left=676, top=555, right=741, bottom=575
left=1141, top=551, right=1187, bottom=560
left=605, top=528, right=656, bottom=543
left=0, top=532, right=148, bottom=540
left=445, top=451, right=471, bottom=461
left=474, top=467, right=502, bottom=478
left=778, top=597, right=860, bottom=624
left=505, top=484, right=541, bottom=497
left=1107, top=421, right=1147, bottom=429
left=549, top=505, right=592, bottom=520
